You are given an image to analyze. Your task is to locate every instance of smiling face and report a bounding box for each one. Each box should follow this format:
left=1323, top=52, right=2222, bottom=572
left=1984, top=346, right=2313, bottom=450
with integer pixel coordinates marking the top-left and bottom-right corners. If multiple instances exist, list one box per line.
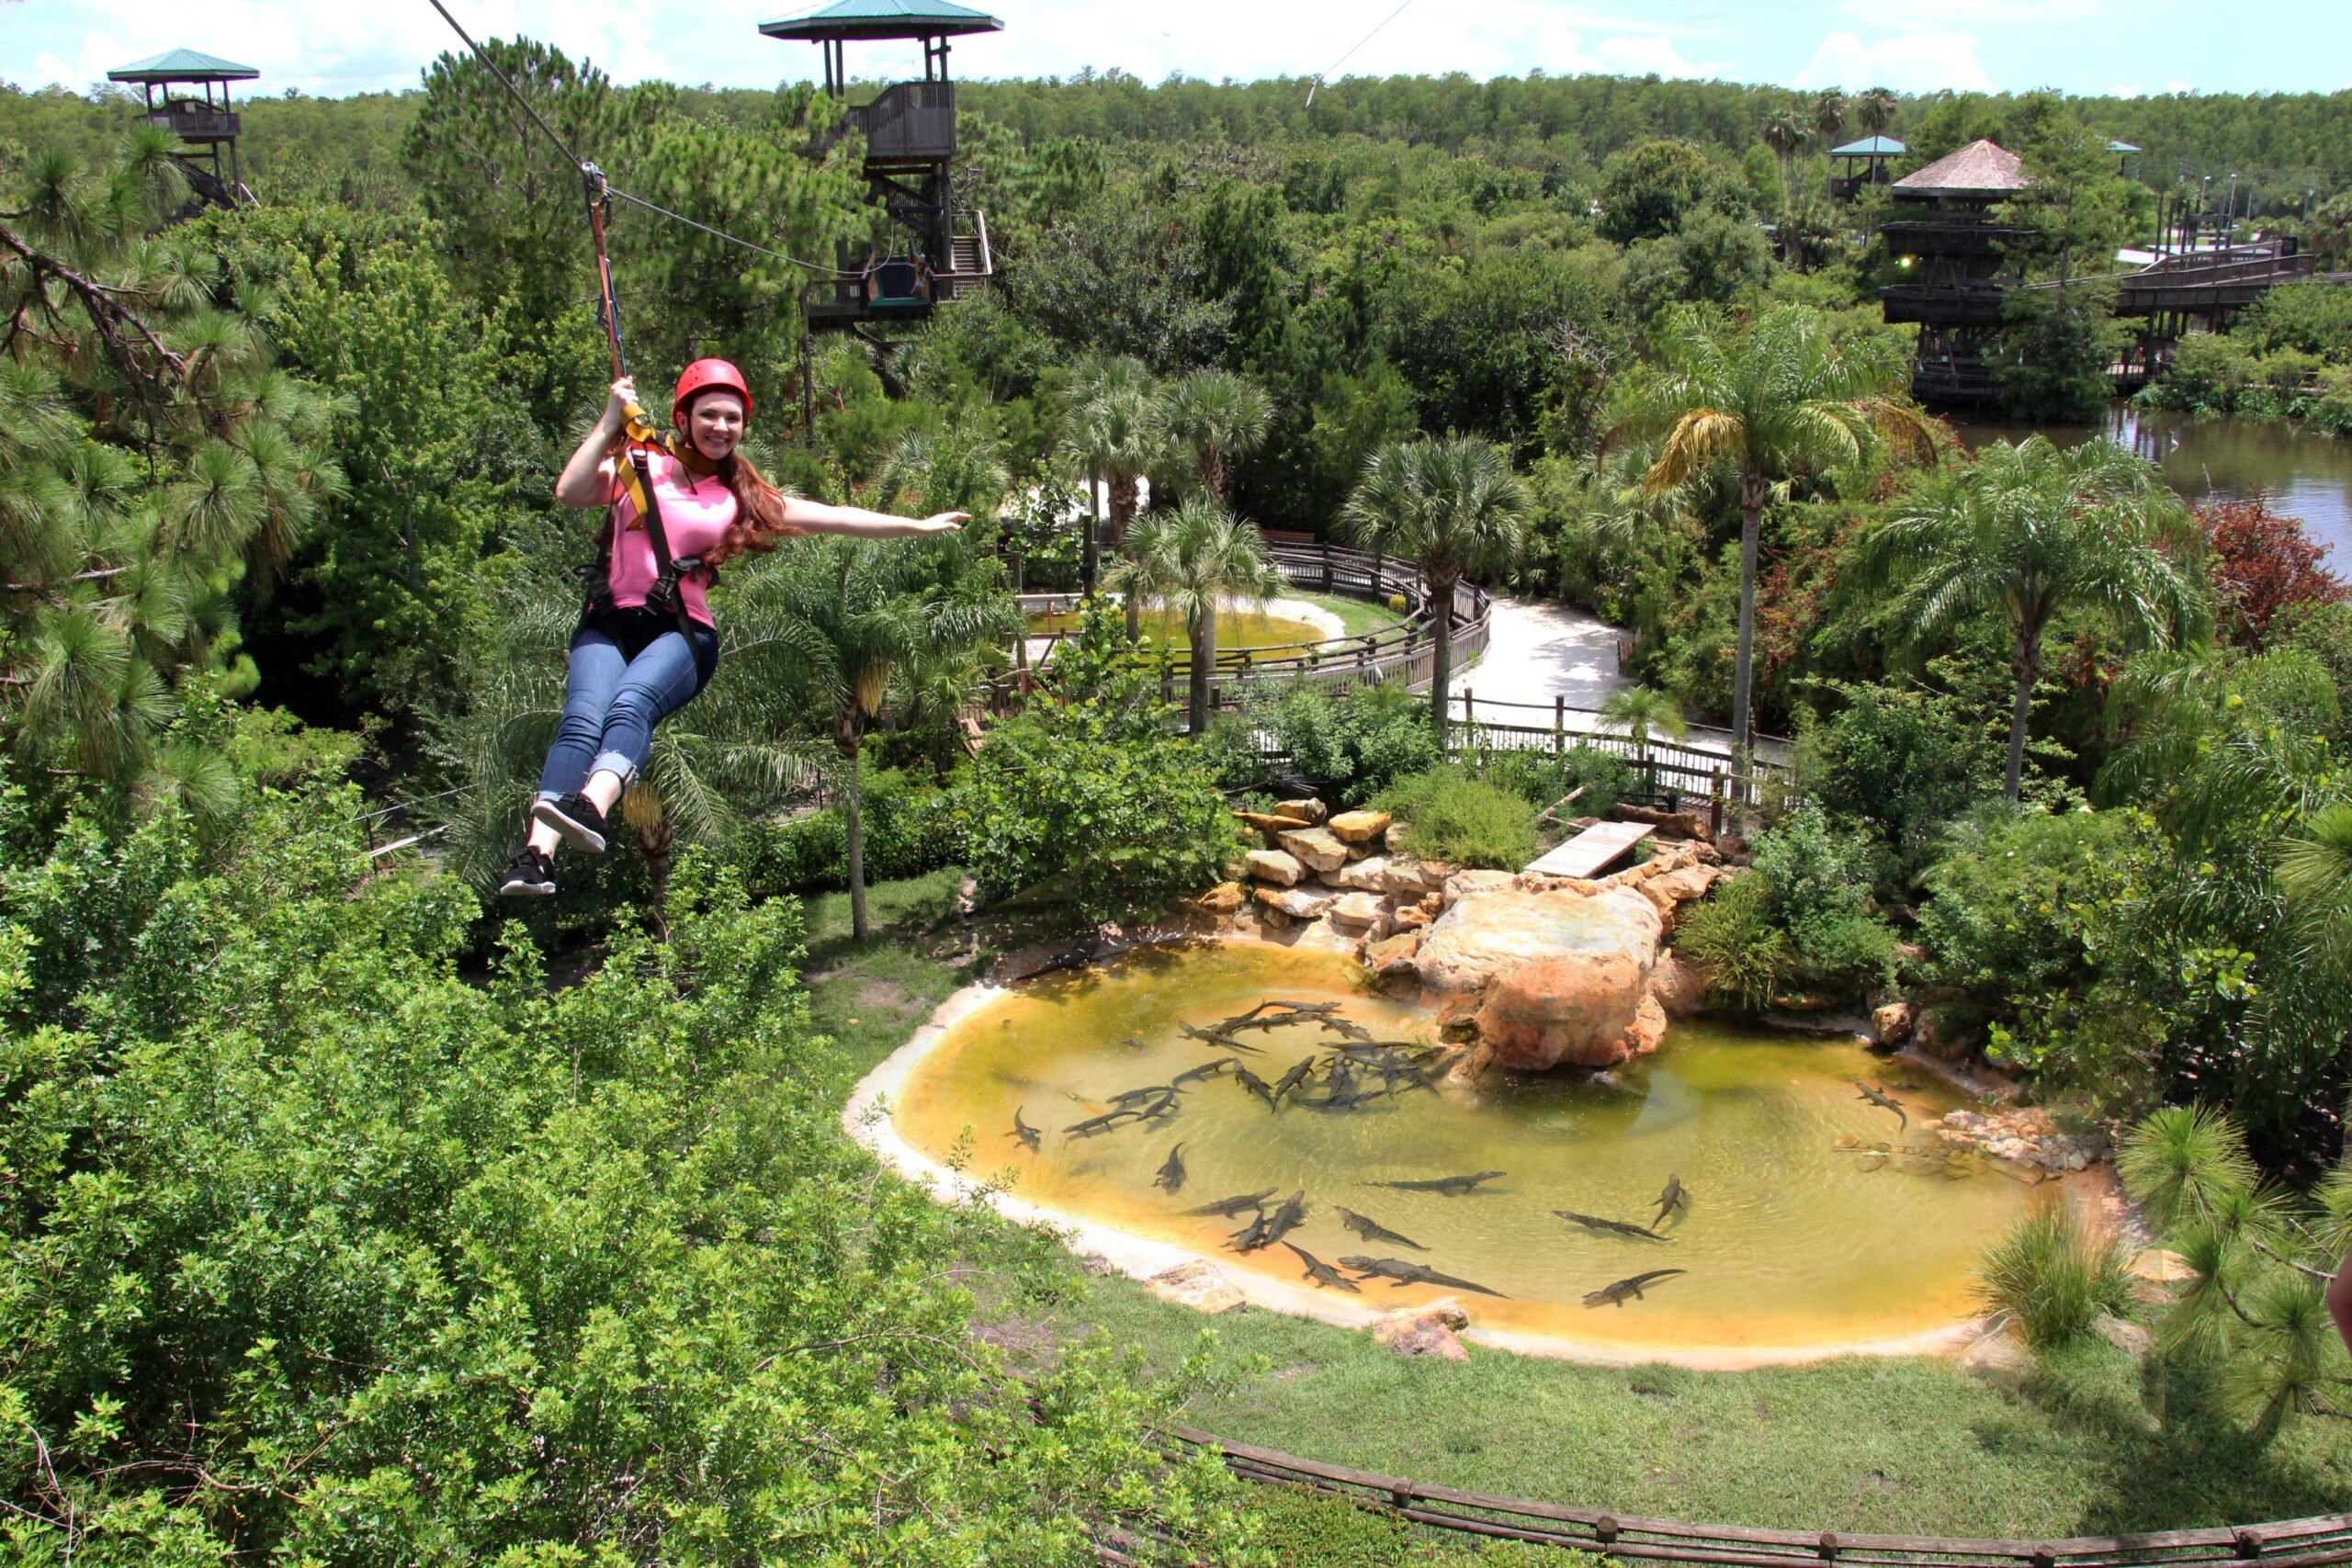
left=686, top=390, right=745, bottom=461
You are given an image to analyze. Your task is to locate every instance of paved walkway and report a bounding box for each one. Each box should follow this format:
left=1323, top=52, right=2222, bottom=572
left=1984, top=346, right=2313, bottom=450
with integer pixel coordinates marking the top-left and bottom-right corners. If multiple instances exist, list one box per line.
left=1451, top=593, right=1780, bottom=767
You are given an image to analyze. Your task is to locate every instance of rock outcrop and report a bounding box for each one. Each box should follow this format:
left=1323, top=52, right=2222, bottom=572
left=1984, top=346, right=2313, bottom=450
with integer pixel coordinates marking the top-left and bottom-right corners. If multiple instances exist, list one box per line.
left=1415, top=885, right=1668, bottom=1069
left=1371, top=1299, right=1471, bottom=1360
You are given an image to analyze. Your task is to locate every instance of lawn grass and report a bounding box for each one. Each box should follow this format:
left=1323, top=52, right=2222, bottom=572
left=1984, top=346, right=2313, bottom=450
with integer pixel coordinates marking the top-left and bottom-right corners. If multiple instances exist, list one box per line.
left=1295, top=590, right=1408, bottom=640
left=791, top=873, right=2352, bottom=1546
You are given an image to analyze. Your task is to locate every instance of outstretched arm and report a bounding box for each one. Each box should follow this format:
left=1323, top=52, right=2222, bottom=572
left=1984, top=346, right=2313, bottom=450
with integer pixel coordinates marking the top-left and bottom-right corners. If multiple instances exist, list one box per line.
left=554, top=378, right=635, bottom=509
left=779, top=497, right=967, bottom=538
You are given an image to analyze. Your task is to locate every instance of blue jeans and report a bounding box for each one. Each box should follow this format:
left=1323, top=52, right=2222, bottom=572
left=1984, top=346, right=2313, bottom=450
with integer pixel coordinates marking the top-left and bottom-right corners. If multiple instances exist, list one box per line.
left=537, top=613, right=718, bottom=800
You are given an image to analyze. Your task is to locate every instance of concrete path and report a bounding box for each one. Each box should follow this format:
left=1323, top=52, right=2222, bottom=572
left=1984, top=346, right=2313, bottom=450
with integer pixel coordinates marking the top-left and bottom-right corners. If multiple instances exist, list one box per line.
left=1455, top=593, right=1630, bottom=713
left=1451, top=592, right=1781, bottom=766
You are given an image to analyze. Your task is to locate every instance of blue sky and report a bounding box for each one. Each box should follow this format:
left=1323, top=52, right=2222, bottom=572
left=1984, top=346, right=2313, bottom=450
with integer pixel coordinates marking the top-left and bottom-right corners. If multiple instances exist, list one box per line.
left=6, top=0, right=2347, bottom=101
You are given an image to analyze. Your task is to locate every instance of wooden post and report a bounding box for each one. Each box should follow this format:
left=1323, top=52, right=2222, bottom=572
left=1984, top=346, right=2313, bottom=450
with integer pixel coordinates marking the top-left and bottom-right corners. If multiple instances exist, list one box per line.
left=1709, top=768, right=1724, bottom=838
left=1463, top=686, right=1474, bottom=728
left=1555, top=694, right=1566, bottom=755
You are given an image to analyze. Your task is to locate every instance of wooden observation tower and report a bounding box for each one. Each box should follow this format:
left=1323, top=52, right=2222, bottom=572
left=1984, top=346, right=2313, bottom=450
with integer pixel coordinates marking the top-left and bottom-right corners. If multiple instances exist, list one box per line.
left=107, top=48, right=259, bottom=211
left=1875, top=139, right=2032, bottom=408
left=760, top=0, right=1002, bottom=341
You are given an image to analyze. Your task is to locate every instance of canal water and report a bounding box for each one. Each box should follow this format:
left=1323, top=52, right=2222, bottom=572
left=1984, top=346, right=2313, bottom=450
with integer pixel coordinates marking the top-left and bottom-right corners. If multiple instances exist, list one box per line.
left=1954, top=407, right=2352, bottom=570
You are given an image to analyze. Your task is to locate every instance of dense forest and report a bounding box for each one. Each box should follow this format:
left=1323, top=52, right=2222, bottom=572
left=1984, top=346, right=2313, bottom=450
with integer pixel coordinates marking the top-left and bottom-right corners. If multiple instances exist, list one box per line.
left=6, top=47, right=2352, bottom=1561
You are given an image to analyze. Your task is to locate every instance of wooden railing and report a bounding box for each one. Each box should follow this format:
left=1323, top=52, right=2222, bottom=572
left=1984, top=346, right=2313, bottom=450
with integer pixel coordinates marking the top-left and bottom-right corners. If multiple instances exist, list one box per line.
left=1164, top=1425, right=2352, bottom=1568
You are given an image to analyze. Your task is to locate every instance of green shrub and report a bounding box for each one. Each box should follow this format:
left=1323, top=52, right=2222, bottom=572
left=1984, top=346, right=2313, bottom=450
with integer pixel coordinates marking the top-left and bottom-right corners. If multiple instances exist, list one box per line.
left=1475, top=744, right=1635, bottom=817
left=1973, top=1203, right=2132, bottom=1350
left=0, top=789, right=1250, bottom=1561
left=1257, top=680, right=1441, bottom=806
left=1794, top=681, right=1996, bottom=874
left=1241, top=1484, right=1596, bottom=1567
left=1917, top=808, right=2146, bottom=1001
left=1373, top=765, right=1537, bottom=868
left=1674, top=874, right=1788, bottom=1010
left=739, top=761, right=959, bottom=897
left=1749, top=804, right=1897, bottom=994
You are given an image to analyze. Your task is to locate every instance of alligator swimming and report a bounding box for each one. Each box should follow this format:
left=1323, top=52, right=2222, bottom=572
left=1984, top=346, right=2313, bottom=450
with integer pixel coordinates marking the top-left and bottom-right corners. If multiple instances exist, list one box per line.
left=1009, top=1106, right=1042, bottom=1152
left=1339, top=1257, right=1509, bottom=1298
left=1063, top=1109, right=1139, bottom=1136
left=1369, top=1171, right=1506, bottom=1197
left=1231, top=1063, right=1276, bottom=1105
left=1178, top=1021, right=1261, bottom=1054
left=1283, top=1242, right=1362, bottom=1292
left=1334, top=1206, right=1427, bottom=1251
left=1225, top=1210, right=1275, bottom=1252
left=1271, top=1056, right=1317, bottom=1105
left=1325, top=1055, right=1357, bottom=1100
left=1135, top=1089, right=1182, bottom=1122
left=1857, top=1082, right=1908, bottom=1130
left=1652, top=1173, right=1685, bottom=1228
left=1582, top=1269, right=1687, bottom=1307
left=1170, top=1057, right=1239, bottom=1088
left=1261, top=1190, right=1310, bottom=1247
left=1180, top=1188, right=1276, bottom=1218
left=1553, top=1208, right=1669, bottom=1242
left=1108, top=1084, right=1175, bottom=1106
left=1317, top=1015, right=1374, bottom=1043
left=1151, top=1143, right=1188, bottom=1192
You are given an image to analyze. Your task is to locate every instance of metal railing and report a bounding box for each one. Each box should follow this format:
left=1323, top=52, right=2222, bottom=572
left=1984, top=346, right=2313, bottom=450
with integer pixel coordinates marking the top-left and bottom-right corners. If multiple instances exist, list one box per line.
left=1166, top=1425, right=2352, bottom=1568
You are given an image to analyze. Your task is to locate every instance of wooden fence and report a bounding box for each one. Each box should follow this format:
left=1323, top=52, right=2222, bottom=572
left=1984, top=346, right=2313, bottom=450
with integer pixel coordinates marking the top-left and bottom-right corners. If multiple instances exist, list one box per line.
left=1164, top=1425, right=2352, bottom=1568
left=1012, top=542, right=1491, bottom=708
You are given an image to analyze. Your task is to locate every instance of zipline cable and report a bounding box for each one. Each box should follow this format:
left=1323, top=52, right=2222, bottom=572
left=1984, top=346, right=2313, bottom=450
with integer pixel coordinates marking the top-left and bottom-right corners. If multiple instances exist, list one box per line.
left=1306, top=0, right=1417, bottom=107
left=420, top=0, right=858, bottom=278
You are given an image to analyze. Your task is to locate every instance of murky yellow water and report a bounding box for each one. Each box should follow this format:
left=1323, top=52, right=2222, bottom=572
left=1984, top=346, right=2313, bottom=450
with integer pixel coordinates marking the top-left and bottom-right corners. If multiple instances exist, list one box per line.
left=1026, top=607, right=1326, bottom=661
left=895, top=942, right=2037, bottom=1354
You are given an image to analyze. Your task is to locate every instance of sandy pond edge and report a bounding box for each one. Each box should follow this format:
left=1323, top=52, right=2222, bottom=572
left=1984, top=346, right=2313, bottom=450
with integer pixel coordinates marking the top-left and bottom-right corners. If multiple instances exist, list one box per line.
left=842, top=935, right=1994, bottom=1372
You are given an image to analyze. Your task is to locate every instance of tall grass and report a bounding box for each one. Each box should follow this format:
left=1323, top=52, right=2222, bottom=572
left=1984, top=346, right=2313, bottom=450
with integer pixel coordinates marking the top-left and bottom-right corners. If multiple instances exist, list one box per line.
left=1373, top=765, right=1537, bottom=868
left=1974, top=1202, right=2133, bottom=1350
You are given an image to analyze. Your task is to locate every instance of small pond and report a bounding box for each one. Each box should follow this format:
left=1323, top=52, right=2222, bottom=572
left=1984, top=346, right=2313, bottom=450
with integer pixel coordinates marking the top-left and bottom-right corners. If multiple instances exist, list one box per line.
left=889, top=942, right=2042, bottom=1359
left=1025, top=606, right=1328, bottom=661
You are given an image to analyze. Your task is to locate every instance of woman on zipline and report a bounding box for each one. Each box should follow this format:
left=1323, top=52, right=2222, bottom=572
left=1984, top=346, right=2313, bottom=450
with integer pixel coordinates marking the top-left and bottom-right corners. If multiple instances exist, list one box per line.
left=502, top=359, right=963, bottom=896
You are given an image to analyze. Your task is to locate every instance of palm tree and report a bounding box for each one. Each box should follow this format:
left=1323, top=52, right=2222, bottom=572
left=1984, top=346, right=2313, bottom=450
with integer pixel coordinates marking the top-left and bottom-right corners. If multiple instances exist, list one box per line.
left=1159, top=368, right=1272, bottom=504
left=1115, top=495, right=1283, bottom=734
left=1853, top=86, right=1899, bottom=140
left=1760, top=110, right=1808, bottom=207
left=739, top=536, right=1022, bottom=939
left=1810, top=89, right=1848, bottom=176
left=1061, top=360, right=1166, bottom=636
left=2281, top=804, right=2352, bottom=978
left=1600, top=687, right=1688, bottom=763
left=1871, top=435, right=2208, bottom=800
left=1339, top=437, right=1529, bottom=741
left=1612, top=304, right=1932, bottom=777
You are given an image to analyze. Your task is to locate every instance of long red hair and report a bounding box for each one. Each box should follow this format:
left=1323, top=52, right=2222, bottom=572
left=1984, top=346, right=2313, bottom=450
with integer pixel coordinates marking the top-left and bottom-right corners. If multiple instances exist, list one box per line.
left=610, top=387, right=799, bottom=566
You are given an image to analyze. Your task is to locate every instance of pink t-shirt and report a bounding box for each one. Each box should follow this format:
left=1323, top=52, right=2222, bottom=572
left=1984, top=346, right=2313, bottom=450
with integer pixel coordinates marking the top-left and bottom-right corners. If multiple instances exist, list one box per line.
left=597, top=450, right=738, bottom=626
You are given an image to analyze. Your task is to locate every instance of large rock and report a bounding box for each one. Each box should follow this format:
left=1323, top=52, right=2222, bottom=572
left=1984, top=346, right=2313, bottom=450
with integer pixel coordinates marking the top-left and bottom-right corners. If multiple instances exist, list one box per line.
left=1647, top=949, right=1709, bottom=1018
left=1442, top=869, right=1515, bottom=909
left=1413, top=885, right=1667, bottom=1070
left=1957, top=1320, right=2032, bottom=1391
left=1148, top=1261, right=1245, bottom=1314
left=1235, top=809, right=1314, bottom=838
left=1327, top=890, right=1386, bottom=931
left=1323, top=856, right=1390, bottom=892
left=2093, top=1313, right=2152, bottom=1360
left=1191, top=881, right=1247, bottom=915
left=1382, top=859, right=1446, bottom=897
left=1363, top=928, right=1424, bottom=976
left=1275, top=797, right=1328, bottom=824
left=1916, top=1006, right=1984, bottom=1062
left=1244, top=849, right=1304, bottom=887
left=1872, top=1001, right=1917, bottom=1046
left=1276, top=827, right=1351, bottom=874
left=1255, top=886, right=1334, bottom=920
left=1328, top=809, right=1393, bottom=844
left=1371, top=1299, right=1471, bottom=1361
left=1636, top=864, right=1721, bottom=924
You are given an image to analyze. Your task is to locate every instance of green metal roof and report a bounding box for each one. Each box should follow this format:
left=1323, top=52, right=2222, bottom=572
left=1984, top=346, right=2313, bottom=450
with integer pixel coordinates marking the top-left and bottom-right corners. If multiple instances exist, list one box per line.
left=107, top=48, right=259, bottom=83
left=759, top=0, right=1003, bottom=43
left=2107, top=139, right=2142, bottom=153
left=1828, top=134, right=1905, bottom=157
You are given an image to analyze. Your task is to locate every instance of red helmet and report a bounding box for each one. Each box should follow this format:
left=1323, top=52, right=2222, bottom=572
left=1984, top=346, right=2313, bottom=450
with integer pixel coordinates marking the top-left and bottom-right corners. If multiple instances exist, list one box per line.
left=672, top=358, right=752, bottom=427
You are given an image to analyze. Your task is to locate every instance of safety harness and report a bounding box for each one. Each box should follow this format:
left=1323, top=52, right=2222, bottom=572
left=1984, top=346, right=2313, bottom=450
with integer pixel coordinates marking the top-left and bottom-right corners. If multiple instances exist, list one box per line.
left=581, top=164, right=704, bottom=644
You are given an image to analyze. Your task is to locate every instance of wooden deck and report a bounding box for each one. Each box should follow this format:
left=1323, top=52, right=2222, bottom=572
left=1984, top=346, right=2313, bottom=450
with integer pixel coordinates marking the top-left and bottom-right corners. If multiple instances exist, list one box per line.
left=1524, top=819, right=1654, bottom=878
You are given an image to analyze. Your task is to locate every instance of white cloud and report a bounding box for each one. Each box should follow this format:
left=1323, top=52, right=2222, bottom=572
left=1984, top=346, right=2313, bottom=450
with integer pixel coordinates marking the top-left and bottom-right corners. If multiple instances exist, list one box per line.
left=1792, top=29, right=1991, bottom=94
